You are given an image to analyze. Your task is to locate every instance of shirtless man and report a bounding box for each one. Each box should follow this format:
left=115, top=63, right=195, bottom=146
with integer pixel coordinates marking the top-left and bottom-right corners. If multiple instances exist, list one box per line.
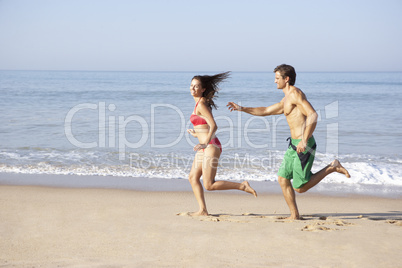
left=227, top=64, right=350, bottom=219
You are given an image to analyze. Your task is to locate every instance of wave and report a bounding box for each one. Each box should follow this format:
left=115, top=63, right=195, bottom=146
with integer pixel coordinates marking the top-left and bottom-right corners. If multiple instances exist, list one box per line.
left=0, top=148, right=401, bottom=187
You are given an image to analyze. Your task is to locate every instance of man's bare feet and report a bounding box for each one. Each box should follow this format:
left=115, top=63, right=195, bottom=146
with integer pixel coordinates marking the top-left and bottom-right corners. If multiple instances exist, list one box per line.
left=190, top=210, right=208, bottom=216
left=241, top=181, right=257, bottom=197
left=279, top=215, right=302, bottom=220
left=330, top=159, right=351, bottom=178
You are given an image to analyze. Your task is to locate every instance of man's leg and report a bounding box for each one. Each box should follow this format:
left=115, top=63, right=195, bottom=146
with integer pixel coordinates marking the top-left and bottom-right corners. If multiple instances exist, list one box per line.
left=295, top=159, right=350, bottom=193
left=278, top=176, right=300, bottom=220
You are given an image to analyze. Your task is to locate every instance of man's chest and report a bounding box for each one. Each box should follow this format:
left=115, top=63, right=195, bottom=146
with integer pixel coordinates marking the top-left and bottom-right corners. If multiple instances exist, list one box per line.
left=284, top=99, right=297, bottom=116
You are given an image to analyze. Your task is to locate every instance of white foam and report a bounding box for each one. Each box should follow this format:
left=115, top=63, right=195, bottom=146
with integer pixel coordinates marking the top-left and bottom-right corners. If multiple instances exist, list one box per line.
left=0, top=149, right=401, bottom=188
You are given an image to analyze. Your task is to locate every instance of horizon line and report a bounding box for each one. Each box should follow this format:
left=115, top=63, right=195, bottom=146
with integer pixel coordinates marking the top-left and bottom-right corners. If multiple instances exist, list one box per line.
left=1, top=69, right=401, bottom=73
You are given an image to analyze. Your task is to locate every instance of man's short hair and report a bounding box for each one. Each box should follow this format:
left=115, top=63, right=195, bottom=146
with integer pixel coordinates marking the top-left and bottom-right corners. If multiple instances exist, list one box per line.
left=274, top=64, right=296, bottom=86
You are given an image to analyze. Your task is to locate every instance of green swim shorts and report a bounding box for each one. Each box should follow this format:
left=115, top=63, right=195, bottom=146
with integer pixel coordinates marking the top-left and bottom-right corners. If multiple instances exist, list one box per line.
left=277, top=136, right=316, bottom=189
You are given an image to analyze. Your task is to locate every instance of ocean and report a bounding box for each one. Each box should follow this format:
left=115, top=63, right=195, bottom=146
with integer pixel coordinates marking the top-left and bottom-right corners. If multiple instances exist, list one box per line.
left=1, top=70, right=401, bottom=196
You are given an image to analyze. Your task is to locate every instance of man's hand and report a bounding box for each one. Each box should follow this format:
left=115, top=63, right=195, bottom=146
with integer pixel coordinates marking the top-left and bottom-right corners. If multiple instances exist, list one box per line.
left=227, top=102, right=242, bottom=112
left=296, top=140, right=306, bottom=154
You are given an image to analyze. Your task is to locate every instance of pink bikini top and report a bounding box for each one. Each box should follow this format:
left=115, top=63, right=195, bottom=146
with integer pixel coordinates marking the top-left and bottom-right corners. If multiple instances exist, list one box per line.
left=190, top=99, right=207, bottom=126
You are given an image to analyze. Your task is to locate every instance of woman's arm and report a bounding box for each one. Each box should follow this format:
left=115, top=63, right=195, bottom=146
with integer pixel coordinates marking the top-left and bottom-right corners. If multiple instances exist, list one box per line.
left=194, top=99, right=217, bottom=150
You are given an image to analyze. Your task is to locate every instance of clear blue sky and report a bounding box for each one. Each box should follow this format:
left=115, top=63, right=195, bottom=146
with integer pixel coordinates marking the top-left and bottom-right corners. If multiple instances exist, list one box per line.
left=0, top=0, right=401, bottom=72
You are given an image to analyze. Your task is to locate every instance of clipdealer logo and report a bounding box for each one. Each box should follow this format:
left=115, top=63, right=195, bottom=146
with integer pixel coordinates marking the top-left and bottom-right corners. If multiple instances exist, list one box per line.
left=64, top=101, right=339, bottom=162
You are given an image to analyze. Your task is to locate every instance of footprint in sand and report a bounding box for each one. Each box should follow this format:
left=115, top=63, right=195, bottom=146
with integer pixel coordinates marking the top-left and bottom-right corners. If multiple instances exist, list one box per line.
left=333, top=219, right=354, bottom=226
left=300, top=216, right=354, bottom=231
left=201, top=216, right=220, bottom=222
left=242, top=213, right=270, bottom=219
left=177, top=212, right=357, bottom=227
left=176, top=212, right=250, bottom=223
left=386, top=220, right=402, bottom=226
left=275, top=216, right=310, bottom=222
left=176, top=212, right=190, bottom=216
left=302, top=224, right=338, bottom=232
left=205, top=214, right=251, bottom=223
left=176, top=212, right=219, bottom=221
left=356, top=215, right=402, bottom=226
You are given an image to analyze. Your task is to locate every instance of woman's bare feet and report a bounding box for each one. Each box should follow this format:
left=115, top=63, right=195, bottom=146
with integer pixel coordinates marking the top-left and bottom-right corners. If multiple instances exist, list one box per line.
left=190, top=210, right=208, bottom=216
left=330, top=159, right=351, bottom=178
left=241, top=181, right=257, bottom=197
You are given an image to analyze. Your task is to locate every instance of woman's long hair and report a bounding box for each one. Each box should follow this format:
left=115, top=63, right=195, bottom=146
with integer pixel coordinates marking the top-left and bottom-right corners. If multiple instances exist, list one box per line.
left=192, top=71, right=230, bottom=110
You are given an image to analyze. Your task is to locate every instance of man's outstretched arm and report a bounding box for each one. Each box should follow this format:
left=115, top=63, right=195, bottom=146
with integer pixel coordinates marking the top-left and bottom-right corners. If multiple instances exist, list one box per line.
left=227, top=99, right=284, bottom=116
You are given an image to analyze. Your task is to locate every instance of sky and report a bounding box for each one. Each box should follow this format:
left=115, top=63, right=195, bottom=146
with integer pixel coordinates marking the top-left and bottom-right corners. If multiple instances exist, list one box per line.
left=0, top=0, right=401, bottom=72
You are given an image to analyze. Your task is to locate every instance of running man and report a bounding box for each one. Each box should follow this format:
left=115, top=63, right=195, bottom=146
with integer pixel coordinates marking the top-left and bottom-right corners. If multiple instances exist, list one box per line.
left=227, top=64, right=350, bottom=219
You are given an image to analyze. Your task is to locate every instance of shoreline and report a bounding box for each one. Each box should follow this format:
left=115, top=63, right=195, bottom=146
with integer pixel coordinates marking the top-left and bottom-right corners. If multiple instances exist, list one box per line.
left=0, top=172, right=401, bottom=199
left=1, top=184, right=401, bottom=267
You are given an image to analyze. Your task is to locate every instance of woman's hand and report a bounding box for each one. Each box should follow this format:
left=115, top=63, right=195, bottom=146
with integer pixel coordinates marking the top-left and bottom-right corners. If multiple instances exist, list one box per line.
left=188, top=130, right=207, bottom=151
left=187, top=129, right=197, bottom=138
left=193, top=143, right=207, bottom=151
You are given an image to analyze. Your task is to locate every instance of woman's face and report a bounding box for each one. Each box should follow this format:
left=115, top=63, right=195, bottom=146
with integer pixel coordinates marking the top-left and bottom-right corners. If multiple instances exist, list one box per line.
left=190, top=79, right=205, bottom=97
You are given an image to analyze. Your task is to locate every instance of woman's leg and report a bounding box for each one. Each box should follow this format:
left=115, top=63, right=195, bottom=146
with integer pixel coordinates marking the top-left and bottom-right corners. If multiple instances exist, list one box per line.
left=188, top=151, right=208, bottom=216
left=202, top=146, right=257, bottom=197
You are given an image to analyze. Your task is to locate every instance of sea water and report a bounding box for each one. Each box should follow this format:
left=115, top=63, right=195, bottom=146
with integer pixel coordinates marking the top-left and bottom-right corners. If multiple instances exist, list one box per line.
left=1, top=71, right=401, bottom=195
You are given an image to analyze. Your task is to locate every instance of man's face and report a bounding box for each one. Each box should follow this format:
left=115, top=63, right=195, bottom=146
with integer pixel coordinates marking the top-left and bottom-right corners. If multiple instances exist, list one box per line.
left=274, top=71, right=287, bottom=89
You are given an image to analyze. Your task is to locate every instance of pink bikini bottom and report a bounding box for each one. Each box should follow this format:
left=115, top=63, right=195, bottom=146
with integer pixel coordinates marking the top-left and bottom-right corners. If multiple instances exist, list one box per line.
left=204, top=137, right=222, bottom=153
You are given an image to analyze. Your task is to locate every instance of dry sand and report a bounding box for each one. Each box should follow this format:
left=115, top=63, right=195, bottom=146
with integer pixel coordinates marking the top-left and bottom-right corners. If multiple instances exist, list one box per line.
left=0, top=185, right=401, bottom=267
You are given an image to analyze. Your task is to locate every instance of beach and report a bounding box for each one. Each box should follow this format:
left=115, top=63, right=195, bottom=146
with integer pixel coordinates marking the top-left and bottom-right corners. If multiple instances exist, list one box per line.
left=1, top=0, right=402, bottom=265
left=1, top=175, right=401, bottom=267
left=1, top=71, right=401, bottom=267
